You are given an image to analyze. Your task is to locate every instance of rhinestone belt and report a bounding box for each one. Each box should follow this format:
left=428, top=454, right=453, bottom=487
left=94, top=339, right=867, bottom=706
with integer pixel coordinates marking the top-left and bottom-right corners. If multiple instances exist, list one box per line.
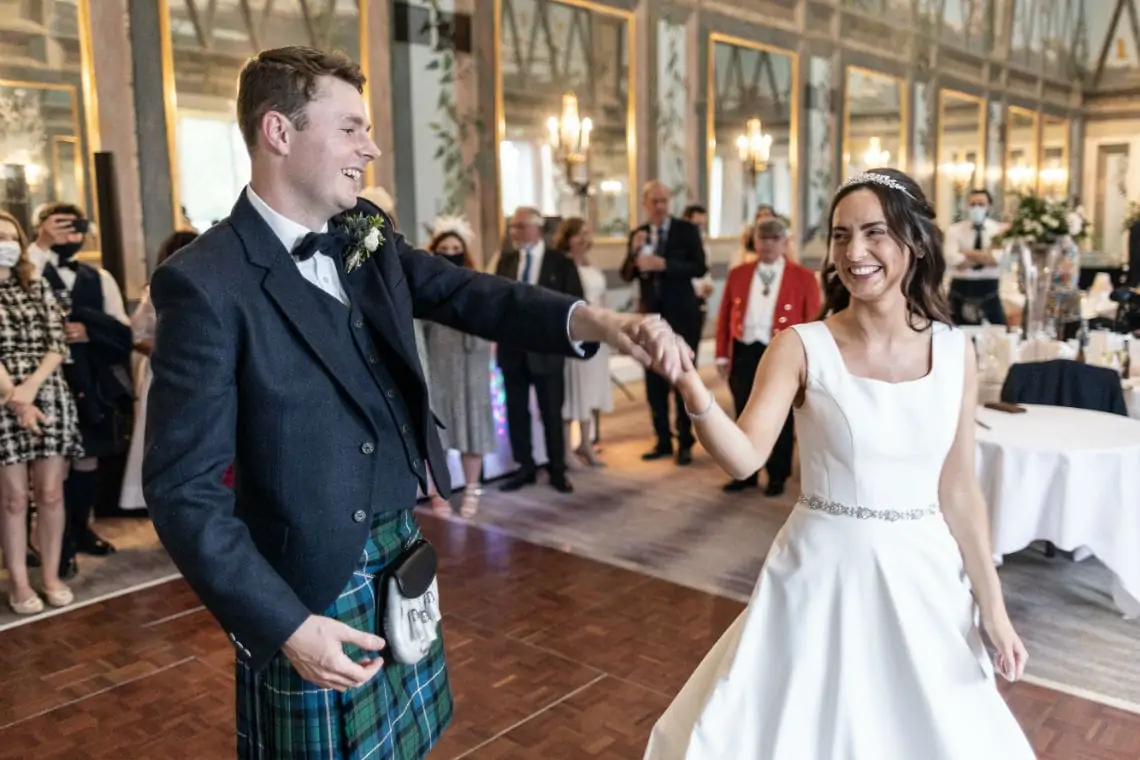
left=798, top=494, right=939, bottom=522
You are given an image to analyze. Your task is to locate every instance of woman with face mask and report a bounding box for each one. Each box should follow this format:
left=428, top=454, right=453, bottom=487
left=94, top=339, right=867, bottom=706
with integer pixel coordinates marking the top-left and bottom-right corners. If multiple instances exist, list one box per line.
left=0, top=211, right=84, bottom=614
left=418, top=217, right=496, bottom=518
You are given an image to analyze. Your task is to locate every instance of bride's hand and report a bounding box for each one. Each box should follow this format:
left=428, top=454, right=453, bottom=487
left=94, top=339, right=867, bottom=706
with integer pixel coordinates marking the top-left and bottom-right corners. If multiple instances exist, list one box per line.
left=983, top=613, right=1028, bottom=681
left=633, top=318, right=693, bottom=384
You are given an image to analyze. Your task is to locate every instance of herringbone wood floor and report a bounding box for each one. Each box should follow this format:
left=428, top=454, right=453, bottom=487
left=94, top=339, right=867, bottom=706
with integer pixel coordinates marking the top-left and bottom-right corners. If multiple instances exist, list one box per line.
left=0, top=518, right=1138, bottom=758
left=2, top=371, right=1138, bottom=758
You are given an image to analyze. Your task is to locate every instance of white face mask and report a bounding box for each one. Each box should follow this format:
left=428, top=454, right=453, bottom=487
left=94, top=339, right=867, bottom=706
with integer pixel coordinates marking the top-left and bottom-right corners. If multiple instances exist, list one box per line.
left=0, top=241, right=21, bottom=269
left=968, top=206, right=988, bottom=226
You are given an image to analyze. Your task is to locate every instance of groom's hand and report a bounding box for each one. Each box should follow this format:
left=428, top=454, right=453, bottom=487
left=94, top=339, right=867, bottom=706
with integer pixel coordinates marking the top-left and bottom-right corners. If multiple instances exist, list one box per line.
left=281, top=614, right=385, bottom=692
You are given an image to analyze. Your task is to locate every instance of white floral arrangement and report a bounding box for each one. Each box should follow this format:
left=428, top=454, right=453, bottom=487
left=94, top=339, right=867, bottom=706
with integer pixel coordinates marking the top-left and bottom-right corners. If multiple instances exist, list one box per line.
left=995, top=193, right=1079, bottom=246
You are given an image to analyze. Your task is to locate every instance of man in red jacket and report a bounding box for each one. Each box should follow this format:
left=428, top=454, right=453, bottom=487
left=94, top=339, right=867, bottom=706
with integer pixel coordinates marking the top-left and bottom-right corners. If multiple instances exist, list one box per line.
left=715, top=217, right=820, bottom=494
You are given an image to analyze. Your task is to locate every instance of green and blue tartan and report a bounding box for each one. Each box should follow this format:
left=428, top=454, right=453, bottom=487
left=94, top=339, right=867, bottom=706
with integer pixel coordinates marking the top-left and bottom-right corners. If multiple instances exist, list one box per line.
left=236, top=509, right=453, bottom=759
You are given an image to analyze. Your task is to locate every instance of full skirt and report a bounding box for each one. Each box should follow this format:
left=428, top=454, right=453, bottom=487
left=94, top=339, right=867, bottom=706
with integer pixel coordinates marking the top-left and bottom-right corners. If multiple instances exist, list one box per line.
left=644, top=502, right=1036, bottom=760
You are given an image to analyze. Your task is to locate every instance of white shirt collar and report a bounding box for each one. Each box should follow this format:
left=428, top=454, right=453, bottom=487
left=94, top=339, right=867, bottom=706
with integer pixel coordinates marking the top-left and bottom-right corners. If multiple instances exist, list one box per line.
left=757, top=256, right=785, bottom=273
left=245, top=185, right=328, bottom=255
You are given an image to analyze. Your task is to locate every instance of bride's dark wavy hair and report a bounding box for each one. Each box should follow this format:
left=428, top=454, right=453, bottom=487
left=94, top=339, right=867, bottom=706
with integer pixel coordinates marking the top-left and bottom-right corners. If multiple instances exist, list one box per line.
left=818, top=168, right=952, bottom=330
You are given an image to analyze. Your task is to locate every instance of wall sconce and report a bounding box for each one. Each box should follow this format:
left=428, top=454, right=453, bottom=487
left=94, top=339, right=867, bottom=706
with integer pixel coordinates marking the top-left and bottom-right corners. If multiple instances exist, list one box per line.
left=1039, top=163, right=1067, bottom=197
left=736, top=118, right=771, bottom=175
left=1007, top=162, right=1035, bottom=192
left=863, top=136, right=890, bottom=167
left=546, top=92, right=592, bottom=201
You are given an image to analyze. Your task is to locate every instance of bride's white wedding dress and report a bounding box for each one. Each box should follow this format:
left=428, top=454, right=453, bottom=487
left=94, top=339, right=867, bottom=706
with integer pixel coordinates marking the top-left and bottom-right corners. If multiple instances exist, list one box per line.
left=645, top=321, right=1035, bottom=760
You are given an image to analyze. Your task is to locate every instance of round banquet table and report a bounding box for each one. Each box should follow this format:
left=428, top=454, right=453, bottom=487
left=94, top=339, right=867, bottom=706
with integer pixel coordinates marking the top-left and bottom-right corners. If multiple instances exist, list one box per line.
left=975, top=404, right=1140, bottom=618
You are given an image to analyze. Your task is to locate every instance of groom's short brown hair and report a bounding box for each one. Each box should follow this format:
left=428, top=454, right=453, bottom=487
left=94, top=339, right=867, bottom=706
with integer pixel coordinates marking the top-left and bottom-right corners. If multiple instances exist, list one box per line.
left=236, top=46, right=366, bottom=150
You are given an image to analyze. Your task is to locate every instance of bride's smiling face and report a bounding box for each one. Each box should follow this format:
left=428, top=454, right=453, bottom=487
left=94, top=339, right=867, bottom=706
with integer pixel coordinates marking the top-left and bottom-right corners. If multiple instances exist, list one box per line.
left=281, top=75, right=379, bottom=219
left=828, top=189, right=911, bottom=304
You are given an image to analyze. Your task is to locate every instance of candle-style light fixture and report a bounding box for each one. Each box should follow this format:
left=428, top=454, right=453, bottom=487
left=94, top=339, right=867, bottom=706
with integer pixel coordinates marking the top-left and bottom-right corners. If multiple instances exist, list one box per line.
left=863, top=136, right=891, bottom=167
left=547, top=92, right=592, bottom=200
left=736, top=118, right=772, bottom=175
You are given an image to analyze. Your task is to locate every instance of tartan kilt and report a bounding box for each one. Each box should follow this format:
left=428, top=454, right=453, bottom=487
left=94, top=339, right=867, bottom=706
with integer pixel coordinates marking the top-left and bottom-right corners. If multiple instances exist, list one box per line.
left=236, top=509, right=453, bottom=759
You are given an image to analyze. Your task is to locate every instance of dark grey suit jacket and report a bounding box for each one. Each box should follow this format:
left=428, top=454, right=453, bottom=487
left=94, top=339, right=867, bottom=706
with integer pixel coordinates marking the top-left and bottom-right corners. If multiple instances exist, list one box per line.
left=143, top=194, right=596, bottom=670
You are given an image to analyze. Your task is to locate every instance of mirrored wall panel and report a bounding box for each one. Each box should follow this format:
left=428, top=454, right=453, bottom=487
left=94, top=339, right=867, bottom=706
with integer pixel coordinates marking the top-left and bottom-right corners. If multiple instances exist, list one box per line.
left=707, top=34, right=796, bottom=239
left=165, top=0, right=362, bottom=231
left=1004, top=105, right=1038, bottom=201
left=844, top=67, right=905, bottom=180
left=1093, top=143, right=1128, bottom=260
left=0, top=83, right=84, bottom=235
left=499, top=0, right=633, bottom=237
left=0, top=0, right=96, bottom=239
left=1039, top=114, right=1069, bottom=199
left=936, top=90, right=985, bottom=223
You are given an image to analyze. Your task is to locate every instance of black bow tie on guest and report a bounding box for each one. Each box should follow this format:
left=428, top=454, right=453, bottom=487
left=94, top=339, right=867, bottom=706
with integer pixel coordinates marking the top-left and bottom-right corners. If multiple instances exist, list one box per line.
left=292, top=230, right=348, bottom=262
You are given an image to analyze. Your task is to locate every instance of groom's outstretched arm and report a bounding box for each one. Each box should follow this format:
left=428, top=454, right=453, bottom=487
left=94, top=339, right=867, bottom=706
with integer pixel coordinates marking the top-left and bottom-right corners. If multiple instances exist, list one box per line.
left=143, top=262, right=310, bottom=666
left=388, top=224, right=594, bottom=356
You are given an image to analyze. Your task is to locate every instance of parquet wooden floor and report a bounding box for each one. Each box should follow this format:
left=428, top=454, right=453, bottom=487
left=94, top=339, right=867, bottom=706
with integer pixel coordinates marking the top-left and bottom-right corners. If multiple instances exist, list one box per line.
left=1, top=512, right=1138, bottom=758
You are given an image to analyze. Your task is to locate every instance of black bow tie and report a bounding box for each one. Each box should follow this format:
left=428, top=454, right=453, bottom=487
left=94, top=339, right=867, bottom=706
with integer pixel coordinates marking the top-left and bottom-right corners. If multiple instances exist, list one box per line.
left=293, top=231, right=346, bottom=262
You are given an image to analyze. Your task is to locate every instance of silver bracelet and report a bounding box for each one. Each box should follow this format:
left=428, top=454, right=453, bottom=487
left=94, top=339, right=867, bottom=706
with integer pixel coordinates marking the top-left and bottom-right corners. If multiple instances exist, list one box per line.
left=685, top=392, right=716, bottom=420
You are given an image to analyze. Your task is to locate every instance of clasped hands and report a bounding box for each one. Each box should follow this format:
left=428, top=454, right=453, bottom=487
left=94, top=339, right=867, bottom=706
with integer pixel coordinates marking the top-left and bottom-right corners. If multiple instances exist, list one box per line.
left=606, top=313, right=695, bottom=384
left=2, top=383, right=48, bottom=434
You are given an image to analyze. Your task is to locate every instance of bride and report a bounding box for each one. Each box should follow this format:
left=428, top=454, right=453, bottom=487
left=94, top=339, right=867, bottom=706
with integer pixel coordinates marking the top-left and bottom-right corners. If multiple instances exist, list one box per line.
left=637, top=169, right=1036, bottom=759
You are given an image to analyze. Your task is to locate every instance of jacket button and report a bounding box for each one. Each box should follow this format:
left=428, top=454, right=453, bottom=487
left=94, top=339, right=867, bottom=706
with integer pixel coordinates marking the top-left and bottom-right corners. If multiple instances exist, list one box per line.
left=412, top=458, right=421, bottom=469
left=352, top=509, right=367, bottom=523
left=401, top=423, right=411, bottom=434
left=386, top=389, right=396, bottom=399
left=778, top=316, right=787, bottom=324
left=784, top=303, right=791, bottom=310
left=361, top=442, right=375, bottom=454
left=368, top=354, right=378, bottom=364
left=353, top=317, right=364, bottom=328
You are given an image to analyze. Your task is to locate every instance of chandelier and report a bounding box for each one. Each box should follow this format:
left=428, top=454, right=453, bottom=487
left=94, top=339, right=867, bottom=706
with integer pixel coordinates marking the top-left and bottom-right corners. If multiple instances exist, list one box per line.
left=862, top=136, right=890, bottom=167
left=736, top=118, right=772, bottom=174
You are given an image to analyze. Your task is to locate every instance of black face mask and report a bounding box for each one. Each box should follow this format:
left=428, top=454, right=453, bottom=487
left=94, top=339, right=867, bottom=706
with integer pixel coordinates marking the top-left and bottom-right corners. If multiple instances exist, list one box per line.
left=440, top=253, right=465, bottom=267
left=51, top=242, right=83, bottom=262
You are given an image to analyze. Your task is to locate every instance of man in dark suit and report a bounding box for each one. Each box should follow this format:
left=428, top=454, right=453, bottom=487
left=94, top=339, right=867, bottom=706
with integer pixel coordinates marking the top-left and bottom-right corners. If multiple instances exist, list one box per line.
left=621, top=180, right=708, bottom=465
left=143, top=47, right=681, bottom=760
left=494, top=206, right=583, bottom=493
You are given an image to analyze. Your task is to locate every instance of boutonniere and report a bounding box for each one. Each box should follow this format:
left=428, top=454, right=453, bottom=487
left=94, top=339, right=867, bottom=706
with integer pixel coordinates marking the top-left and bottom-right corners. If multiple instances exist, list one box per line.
left=337, top=212, right=385, bottom=272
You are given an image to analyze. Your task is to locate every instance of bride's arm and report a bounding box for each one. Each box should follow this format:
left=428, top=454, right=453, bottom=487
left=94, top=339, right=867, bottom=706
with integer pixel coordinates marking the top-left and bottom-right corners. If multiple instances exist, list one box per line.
left=938, top=340, right=1007, bottom=621
left=673, top=329, right=806, bottom=480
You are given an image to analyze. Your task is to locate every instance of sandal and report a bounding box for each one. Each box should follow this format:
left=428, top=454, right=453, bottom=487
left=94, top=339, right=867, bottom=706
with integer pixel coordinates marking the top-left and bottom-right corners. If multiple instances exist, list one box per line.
left=460, top=488, right=482, bottom=518
left=576, top=445, right=605, bottom=468
left=8, top=592, right=44, bottom=615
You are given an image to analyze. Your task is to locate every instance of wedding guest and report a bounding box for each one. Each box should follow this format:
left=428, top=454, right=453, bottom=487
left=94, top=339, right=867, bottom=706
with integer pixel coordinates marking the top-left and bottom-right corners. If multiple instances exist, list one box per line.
left=554, top=217, right=612, bottom=467
left=421, top=217, right=496, bottom=517
left=119, top=230, right=199, bottom=510
left=944, top=189, right=1009, bottom=325
left=27, top=203, right=132, bottom=580
left=0, top=211, right=83, bottom=613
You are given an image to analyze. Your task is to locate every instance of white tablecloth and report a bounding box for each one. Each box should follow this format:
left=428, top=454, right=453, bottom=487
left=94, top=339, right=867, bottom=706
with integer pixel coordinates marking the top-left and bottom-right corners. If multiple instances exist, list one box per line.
left=975, top=404, right=1140, bottom=617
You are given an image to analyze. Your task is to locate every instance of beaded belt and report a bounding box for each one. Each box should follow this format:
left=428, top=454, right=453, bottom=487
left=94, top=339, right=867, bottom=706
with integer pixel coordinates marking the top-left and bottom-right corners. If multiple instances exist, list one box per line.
left=798, top=494, right=939, bottom=522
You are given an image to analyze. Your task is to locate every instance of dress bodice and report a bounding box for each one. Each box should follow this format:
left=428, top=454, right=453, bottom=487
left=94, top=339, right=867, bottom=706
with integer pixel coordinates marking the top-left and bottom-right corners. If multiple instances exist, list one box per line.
left=790, top=321, right=965, bottom=514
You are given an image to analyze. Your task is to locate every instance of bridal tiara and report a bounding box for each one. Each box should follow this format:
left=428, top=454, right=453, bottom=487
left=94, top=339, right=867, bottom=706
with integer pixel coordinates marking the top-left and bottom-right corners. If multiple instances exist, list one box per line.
left=839, top=172, right=915, bottom=199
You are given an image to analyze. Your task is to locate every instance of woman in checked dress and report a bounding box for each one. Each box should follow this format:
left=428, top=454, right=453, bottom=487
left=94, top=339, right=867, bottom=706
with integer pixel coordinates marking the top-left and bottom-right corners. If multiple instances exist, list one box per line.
left=0, top=211, right=84, bottom=614
left=638, top=170, right=1035, bottom=759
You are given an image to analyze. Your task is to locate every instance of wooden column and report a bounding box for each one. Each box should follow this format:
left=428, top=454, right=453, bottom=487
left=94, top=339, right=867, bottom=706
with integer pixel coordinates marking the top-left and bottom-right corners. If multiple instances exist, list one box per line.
left=457, top=0, right=501, bottom=268
left=364, top=0, right=396, bottom=196
left=87, top=0, right=147, bottom=297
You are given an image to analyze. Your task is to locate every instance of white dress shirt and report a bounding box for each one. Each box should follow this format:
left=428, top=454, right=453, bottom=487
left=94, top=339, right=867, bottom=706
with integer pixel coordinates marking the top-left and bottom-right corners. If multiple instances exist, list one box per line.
left=27, top=242, right=130, bottom=325
left=944, top=218, right=1006, bottom=280
left=246, top=186, right=350, bottom=306
left=742, top=257, right=784, bottom=346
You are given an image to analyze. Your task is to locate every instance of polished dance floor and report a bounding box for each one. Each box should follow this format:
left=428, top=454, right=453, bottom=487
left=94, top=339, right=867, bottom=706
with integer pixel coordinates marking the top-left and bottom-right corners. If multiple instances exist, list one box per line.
left=1, top=372, right=1138, bottom=758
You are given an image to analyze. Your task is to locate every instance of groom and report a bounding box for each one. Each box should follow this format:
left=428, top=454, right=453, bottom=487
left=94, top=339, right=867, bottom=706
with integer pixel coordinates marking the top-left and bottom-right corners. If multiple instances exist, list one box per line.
left=143, top=46, right=682, bottom=759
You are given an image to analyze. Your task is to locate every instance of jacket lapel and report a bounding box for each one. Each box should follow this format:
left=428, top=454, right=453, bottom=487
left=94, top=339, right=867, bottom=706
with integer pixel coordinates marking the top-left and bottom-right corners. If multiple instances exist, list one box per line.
left=230, top=194, right=379, bottom=426
left=341, top=221, right=425, bottom=383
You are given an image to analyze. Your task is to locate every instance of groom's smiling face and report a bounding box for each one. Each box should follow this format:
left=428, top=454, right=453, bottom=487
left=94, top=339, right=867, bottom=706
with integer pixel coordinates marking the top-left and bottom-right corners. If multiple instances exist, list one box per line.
left=286, top=75, right=378, bottom=219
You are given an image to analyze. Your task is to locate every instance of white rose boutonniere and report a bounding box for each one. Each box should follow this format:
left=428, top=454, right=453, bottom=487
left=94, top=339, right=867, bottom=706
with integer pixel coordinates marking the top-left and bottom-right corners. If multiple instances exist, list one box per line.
left=338, top=212, right=386, bottom=272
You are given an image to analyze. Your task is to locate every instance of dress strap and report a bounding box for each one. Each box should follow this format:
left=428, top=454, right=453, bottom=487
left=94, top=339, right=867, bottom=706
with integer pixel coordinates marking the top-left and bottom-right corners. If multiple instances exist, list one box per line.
left=790, top=321, right=840, bottom=388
